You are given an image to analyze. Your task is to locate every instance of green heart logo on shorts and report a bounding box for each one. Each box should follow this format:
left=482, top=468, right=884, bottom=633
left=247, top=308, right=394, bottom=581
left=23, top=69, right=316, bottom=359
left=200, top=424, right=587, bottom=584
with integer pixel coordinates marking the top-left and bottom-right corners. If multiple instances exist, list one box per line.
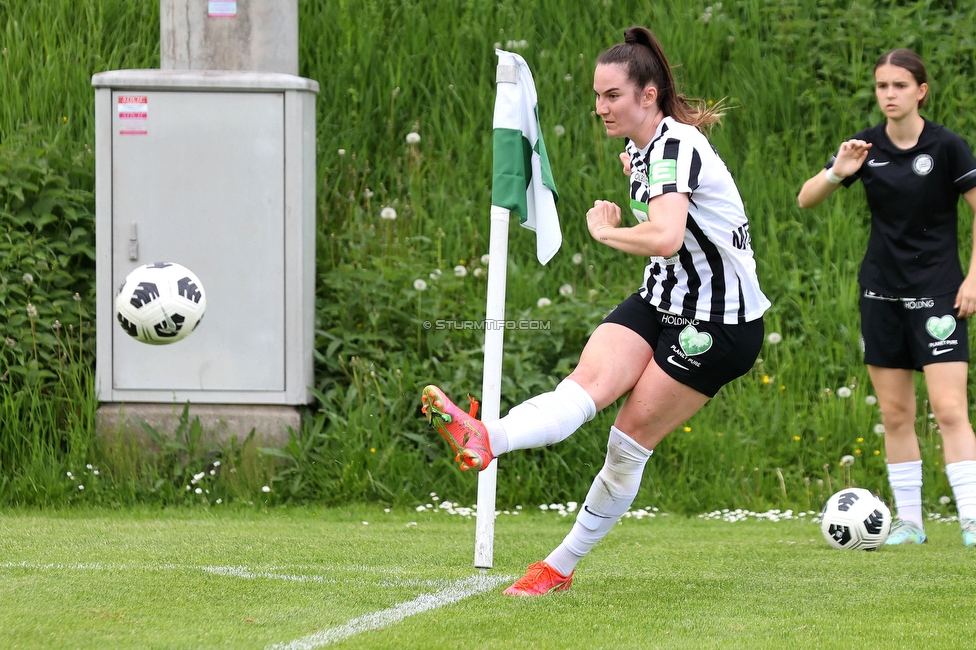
left=925, top=315, right=955, bottom=341
left=679, top=325, right=713, bottom=356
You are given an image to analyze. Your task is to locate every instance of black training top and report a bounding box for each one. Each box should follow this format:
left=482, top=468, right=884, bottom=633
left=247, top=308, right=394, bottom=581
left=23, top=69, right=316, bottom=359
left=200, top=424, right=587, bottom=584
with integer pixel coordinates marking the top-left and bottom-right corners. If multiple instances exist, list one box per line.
left=826, top=119, right=976, bottom=297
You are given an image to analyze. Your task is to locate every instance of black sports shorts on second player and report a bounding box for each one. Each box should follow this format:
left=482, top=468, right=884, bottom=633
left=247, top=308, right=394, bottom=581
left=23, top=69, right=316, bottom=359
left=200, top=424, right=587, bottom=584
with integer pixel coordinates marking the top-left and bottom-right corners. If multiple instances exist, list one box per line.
left=860, top=288, right=969, bottom=370
left=601, top=293, right=764, bottom=397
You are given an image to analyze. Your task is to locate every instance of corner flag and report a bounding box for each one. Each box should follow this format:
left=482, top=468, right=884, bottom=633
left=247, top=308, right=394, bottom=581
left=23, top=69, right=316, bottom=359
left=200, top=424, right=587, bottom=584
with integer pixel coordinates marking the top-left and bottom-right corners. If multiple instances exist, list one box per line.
left=491, top=50, right=561, bottom=265
left=475, top=51, right=560, bottom=570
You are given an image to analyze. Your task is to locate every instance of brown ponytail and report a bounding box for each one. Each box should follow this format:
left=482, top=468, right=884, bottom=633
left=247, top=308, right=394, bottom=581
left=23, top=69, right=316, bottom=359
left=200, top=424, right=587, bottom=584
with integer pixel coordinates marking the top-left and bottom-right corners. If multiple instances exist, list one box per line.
left=597, top=26, right=725, bottom=131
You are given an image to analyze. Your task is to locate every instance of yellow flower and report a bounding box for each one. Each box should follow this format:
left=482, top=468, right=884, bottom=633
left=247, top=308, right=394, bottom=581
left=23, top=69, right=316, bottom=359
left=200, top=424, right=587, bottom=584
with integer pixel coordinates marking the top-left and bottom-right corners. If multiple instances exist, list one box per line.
left=370, top=447, right=376, bottom=453
left=793, top=436, right=801, bottom=441
left=762, top=375, right=770, bottom=384
left=818, top=437, right=824, bottom=441
left=874, top=450, right=880, bottom=455
left=779, top=385, right=785, bottom=391
left=717, top=432, right=723, bottom=437
left=62, top=116, right=67, bottom=122
left=854, top=449, right=861, bottom=455
left=856, top=437, right=864, bottom=443
left=683, top=426, right=691, bottom=432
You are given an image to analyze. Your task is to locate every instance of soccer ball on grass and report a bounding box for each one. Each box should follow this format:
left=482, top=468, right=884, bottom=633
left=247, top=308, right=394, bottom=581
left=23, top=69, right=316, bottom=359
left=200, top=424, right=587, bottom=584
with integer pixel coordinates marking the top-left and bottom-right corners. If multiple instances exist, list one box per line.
left=115, top=262, right=206, bottom=345
left=820, top=487, right=891, bottom=550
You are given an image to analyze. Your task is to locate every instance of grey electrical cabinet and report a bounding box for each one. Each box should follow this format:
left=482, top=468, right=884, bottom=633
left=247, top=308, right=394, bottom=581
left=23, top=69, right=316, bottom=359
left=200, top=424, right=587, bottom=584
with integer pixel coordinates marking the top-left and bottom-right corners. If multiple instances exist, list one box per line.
left=92, top=70, right=318, bottom=405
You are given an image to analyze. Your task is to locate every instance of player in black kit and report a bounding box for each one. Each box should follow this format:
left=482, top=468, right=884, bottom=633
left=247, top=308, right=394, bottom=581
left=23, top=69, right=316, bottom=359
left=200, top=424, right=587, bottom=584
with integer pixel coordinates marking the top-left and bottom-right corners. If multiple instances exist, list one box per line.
left=798, top=48, right=976, bottom=547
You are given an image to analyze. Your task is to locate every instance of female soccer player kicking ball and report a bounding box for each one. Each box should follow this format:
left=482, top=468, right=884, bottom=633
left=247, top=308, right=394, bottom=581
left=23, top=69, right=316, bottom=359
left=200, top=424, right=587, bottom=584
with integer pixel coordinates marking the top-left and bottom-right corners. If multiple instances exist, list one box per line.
left=798, top=49, right=976, bottom=547
left=422, top=26, right=770, bottom=595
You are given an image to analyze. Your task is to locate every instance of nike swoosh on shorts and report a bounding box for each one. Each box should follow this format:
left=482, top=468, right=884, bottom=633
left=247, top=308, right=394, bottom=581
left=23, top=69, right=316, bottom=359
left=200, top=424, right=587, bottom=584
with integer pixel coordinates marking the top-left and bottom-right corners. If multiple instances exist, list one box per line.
left=666, top=355, right=690, bottom=370
left=932, top=348, right=954, bottom=356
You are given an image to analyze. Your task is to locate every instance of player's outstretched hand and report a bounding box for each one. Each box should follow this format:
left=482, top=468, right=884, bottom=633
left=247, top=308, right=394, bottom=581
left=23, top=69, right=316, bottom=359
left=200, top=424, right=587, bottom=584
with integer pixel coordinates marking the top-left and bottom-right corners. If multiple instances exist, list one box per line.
left=832, top=139, right=872, bottom=178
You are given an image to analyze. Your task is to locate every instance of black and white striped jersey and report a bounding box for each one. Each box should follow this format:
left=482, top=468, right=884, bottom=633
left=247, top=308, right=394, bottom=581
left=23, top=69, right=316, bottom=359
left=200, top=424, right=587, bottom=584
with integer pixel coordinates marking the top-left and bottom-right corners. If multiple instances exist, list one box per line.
left=626, top=116, right=769, bottom=324
left=829, top=119, right=976, bottom=297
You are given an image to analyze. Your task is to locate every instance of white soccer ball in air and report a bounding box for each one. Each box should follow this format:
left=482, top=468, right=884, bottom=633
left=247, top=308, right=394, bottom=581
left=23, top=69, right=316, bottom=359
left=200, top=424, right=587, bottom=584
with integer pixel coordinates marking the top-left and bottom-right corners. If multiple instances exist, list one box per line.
left=115, top=262, right=206, bottom=345
left=820, top=488, right=891, bottom=550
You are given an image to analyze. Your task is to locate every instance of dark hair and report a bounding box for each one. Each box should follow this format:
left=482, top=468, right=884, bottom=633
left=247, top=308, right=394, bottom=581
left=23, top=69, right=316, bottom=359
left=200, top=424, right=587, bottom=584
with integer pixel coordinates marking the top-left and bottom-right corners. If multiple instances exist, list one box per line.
left=875, top=48, right=929, bottom=109
left=597, top=26, right=724, bottom=130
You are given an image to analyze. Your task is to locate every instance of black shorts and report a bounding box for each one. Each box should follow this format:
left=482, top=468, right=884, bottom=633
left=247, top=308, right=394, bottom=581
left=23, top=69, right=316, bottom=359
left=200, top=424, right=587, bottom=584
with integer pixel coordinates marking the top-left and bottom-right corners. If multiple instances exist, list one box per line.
left=860, top=288, right=969, bottom=369
left=601, top=294, right=764, bottom=397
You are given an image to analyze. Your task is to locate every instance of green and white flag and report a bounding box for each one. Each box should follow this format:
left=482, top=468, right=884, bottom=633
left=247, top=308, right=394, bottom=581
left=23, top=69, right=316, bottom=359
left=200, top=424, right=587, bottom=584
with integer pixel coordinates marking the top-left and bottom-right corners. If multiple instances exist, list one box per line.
left=491, top=50, right=561, bottom=265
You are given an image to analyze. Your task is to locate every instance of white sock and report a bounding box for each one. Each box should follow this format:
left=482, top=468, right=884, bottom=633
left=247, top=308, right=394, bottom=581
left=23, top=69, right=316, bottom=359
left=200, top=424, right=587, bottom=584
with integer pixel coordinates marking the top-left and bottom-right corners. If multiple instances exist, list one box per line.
left=485, top=378, right=596, bottom=455
left=946, top=460, right=976, bottom=521
left=544, top=427, right=652, bottom=576
left=887, top=460, right=924, bottom=528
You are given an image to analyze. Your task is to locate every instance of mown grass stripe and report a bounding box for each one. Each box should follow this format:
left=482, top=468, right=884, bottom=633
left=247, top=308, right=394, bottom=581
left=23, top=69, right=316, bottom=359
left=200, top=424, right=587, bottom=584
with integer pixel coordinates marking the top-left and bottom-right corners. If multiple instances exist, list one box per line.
left=267, top=573, right=514, bottom=650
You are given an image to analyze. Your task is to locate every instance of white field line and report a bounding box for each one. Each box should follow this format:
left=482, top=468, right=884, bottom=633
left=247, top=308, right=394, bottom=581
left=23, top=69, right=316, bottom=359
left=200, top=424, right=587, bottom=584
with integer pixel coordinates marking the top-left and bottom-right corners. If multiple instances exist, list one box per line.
left=267, top=573, right=514, bottom=650
left=0, top=562, right=331, bottom=583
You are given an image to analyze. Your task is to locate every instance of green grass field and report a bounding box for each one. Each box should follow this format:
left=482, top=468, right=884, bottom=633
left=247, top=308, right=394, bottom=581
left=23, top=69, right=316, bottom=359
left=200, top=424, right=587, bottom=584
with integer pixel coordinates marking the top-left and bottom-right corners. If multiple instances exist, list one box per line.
left=0, top=504, right=971, bottom=649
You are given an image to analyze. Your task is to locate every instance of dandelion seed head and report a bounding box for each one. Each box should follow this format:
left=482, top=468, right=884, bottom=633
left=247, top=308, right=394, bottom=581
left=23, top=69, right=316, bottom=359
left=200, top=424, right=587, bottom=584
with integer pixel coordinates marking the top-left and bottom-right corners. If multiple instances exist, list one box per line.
left=453, top=265, right=467, bottom=277
left=837, top=386, right=852, bottom=398
left=338, top=148, right=346, bottom=156
left=405, top=132, right=421, bottom=144
left=380, top=206, right=397, bottom=220
left=840, top=455, right=855, bottom=466
left=473, top=268, right=484, bottom=277
left=563, top=74, right=573, bottom=82
left=865, top=395, right=878, bottom=405
left=874, top=423, right=886, bottom=434
left=572, top=253, right=583, bottom=265
left=559, top=284, right=574, bottom=296
left=262, top=485, right=271, bottom=492
left=554, top=124, right=566, bottom=137
left=78, top=485, right=84, bottom=490
left=766, top=332, right=782, bottom=344
left=536, top=297, right=552, bottom=308
left=939, top=495, right=952, bottom=505
left=413, top=279, right=428, bottom=291
left=22, top=273, right=33, bottom=285
left=480, top=254, right=490, bottom=265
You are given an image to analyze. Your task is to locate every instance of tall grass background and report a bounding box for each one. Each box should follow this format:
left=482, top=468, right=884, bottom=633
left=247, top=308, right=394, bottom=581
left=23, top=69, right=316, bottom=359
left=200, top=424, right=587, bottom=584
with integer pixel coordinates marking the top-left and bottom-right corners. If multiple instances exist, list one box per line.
left=2, top=0, right=976, bottom=513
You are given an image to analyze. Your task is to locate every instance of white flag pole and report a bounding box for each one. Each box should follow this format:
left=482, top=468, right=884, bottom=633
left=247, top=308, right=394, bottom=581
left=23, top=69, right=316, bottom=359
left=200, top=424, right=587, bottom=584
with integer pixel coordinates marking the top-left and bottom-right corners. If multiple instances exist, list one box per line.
left=474, top=205, right=510, bottom=569
left=475, top=60, right=519, bottom=570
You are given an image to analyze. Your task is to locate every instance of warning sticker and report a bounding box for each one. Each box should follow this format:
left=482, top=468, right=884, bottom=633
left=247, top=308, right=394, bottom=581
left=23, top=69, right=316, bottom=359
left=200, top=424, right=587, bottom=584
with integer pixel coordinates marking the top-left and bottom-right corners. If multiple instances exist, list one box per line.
left=208, top=1, right=237, bottom=17
left=118, top=95, right=148, bottom=135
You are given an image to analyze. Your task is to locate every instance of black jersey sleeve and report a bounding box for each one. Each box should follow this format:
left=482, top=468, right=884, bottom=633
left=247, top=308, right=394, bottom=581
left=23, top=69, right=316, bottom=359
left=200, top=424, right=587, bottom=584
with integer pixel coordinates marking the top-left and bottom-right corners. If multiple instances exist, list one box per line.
left=946, top=130, right=976, bottom=194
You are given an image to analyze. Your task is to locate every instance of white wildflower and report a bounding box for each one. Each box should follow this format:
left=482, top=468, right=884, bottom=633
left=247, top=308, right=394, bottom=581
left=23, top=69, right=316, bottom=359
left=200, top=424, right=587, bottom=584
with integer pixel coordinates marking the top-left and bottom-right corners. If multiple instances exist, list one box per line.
left=338, top=148, right=346, bottom=157
left=766, top=332, right=782, bottom=344
left=559, top=284, right=574, bottom=296
left=262, top=486, right=271, bottom=493
left=874, top=423, right=886, bottom=435
left=537, top=297, right=552, bottom=308
left=865, top=395, right=878, bottom=405
left=405, top=132, right=421, bottom=144
left=572, top=253, right=583, bottom=265
left=939, top=495, right=952, bottom=505
left=413, top=279, right=427, bottom=291
left=840, top=455, right=855, bottom=466
left=480, top=254, right=490, bottom=265
left=453, top=265, right=467, bottom=277
left=837, top=387, right=852, bottom=398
